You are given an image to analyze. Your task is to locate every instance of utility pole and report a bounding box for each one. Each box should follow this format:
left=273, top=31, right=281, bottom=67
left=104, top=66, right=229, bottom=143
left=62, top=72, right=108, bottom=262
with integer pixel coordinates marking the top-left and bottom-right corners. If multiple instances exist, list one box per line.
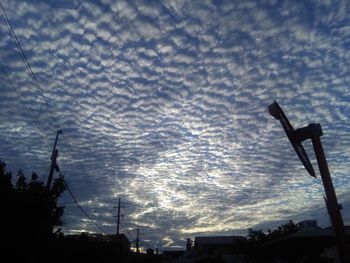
left=46, top=129, right=62, bottom=191
left=136, top=228, right=140, bottom=254
left=116, top=197, right=121, bottom=235
left=268, top=101, right=350, bottom=263
left=134, top=228, right=145, bottom=263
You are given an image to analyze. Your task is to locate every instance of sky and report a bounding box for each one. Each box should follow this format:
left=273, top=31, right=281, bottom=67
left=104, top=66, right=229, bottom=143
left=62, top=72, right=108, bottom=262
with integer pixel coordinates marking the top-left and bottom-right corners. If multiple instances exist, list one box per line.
left=1, top=0, right=350, bottom=251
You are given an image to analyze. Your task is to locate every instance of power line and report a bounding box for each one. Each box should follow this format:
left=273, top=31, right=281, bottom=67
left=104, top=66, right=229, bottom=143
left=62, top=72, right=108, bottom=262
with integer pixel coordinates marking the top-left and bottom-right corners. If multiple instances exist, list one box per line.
left=0, top=1, right=60, bottom=128
left=0, top=61, right=41, bottom=130
left=64, top=181, right=107, bottom=234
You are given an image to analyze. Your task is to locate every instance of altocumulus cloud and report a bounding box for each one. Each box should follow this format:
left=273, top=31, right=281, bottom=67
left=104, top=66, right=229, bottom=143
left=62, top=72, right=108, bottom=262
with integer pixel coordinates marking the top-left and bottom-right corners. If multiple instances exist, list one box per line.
left=1, top=0, right=350, bottom=250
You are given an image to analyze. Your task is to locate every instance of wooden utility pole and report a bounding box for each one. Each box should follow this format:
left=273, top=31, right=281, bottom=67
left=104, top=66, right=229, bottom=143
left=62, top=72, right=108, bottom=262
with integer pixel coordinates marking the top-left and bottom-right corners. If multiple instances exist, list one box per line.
left=46, top=129, right=62, bottom=191
left=116, top=198, right=121, bottom=235
left=136, top=228, right=140, bottom=253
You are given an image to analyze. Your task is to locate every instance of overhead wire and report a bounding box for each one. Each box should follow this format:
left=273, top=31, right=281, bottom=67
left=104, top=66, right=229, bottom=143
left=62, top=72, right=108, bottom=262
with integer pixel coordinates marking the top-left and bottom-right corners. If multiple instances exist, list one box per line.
left=0, top=1, right=62, bottom=172
left=0, top=1, right=60, bottom=129
left=1, top=0, right=274, bottom=176
left=1, top=1, right=319, bottom=238
left=0, top=2, right=95, bottom=159
left=0, top=61, right=42, bottom=130
left=64, top=180, right=107, bottom=234
left=1, top=2, right=124, bottom=152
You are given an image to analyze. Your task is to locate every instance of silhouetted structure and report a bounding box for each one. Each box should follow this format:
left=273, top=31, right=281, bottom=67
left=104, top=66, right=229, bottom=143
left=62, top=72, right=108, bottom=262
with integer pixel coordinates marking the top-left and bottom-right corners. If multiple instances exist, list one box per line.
left=114, top=233, right=131, bottom=255
left=268, top=101, right=350, bottom=262
left=298, top=219, right=319, bottom=230
left=194, top=236, right=244, bottom=256
left=146, top=248, right=154, bottom=254
left=162, top=250, right=185, bottom=261
left=262, top=226, right=350, bottom=262
left=53, top=233, right=130, bottom=263
left=187, top=237, right=193, bottom=251
left=46, top=129, right=62, bottom=191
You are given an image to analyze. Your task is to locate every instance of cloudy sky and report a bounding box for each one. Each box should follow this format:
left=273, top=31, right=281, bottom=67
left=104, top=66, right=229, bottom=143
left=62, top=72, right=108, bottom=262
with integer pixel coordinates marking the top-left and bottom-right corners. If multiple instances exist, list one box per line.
left=1, top=0, right=350, bottom=251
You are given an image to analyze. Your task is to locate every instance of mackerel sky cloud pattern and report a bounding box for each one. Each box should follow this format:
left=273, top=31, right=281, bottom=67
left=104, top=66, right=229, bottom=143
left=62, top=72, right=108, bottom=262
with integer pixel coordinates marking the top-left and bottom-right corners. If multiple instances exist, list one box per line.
left=1, top=0, right=350, bottom=250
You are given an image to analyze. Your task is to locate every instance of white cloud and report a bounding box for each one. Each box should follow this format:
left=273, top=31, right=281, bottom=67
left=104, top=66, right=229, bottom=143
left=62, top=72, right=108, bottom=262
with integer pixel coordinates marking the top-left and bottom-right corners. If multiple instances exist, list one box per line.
left=1, top=0, right=350, bottom=251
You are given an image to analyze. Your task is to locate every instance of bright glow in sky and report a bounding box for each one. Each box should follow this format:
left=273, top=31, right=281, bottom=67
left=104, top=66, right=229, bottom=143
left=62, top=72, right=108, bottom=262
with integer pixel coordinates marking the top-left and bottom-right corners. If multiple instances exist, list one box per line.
left=1, top=0, right=350, bottom=251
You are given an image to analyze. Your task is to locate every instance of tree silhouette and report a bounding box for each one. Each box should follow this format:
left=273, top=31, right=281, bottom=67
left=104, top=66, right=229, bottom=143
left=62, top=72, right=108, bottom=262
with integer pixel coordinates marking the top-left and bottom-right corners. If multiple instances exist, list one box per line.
left=0, top=160, right=66, bottom=241
left=243, top=220, right=305, bottom=262
left=248, top=220, right=300, bottom=245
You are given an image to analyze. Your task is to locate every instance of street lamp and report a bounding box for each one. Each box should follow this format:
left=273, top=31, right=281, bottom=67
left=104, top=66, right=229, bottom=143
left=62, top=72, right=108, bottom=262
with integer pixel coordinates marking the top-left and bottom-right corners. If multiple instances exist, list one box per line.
left=268, top=101, right=350, bottom=263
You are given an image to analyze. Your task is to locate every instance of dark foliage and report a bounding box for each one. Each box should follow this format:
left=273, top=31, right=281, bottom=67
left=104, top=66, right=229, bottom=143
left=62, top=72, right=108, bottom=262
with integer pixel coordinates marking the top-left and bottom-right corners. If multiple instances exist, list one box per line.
left=0, top=160, right=66, bottom=240
left=235, top=221, right=323, bottom=262
left=248, top=220, right=300, bottom=244
left=0, top=160, right=66, bottom=262
left=0, top=160, right=135, bottom=263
